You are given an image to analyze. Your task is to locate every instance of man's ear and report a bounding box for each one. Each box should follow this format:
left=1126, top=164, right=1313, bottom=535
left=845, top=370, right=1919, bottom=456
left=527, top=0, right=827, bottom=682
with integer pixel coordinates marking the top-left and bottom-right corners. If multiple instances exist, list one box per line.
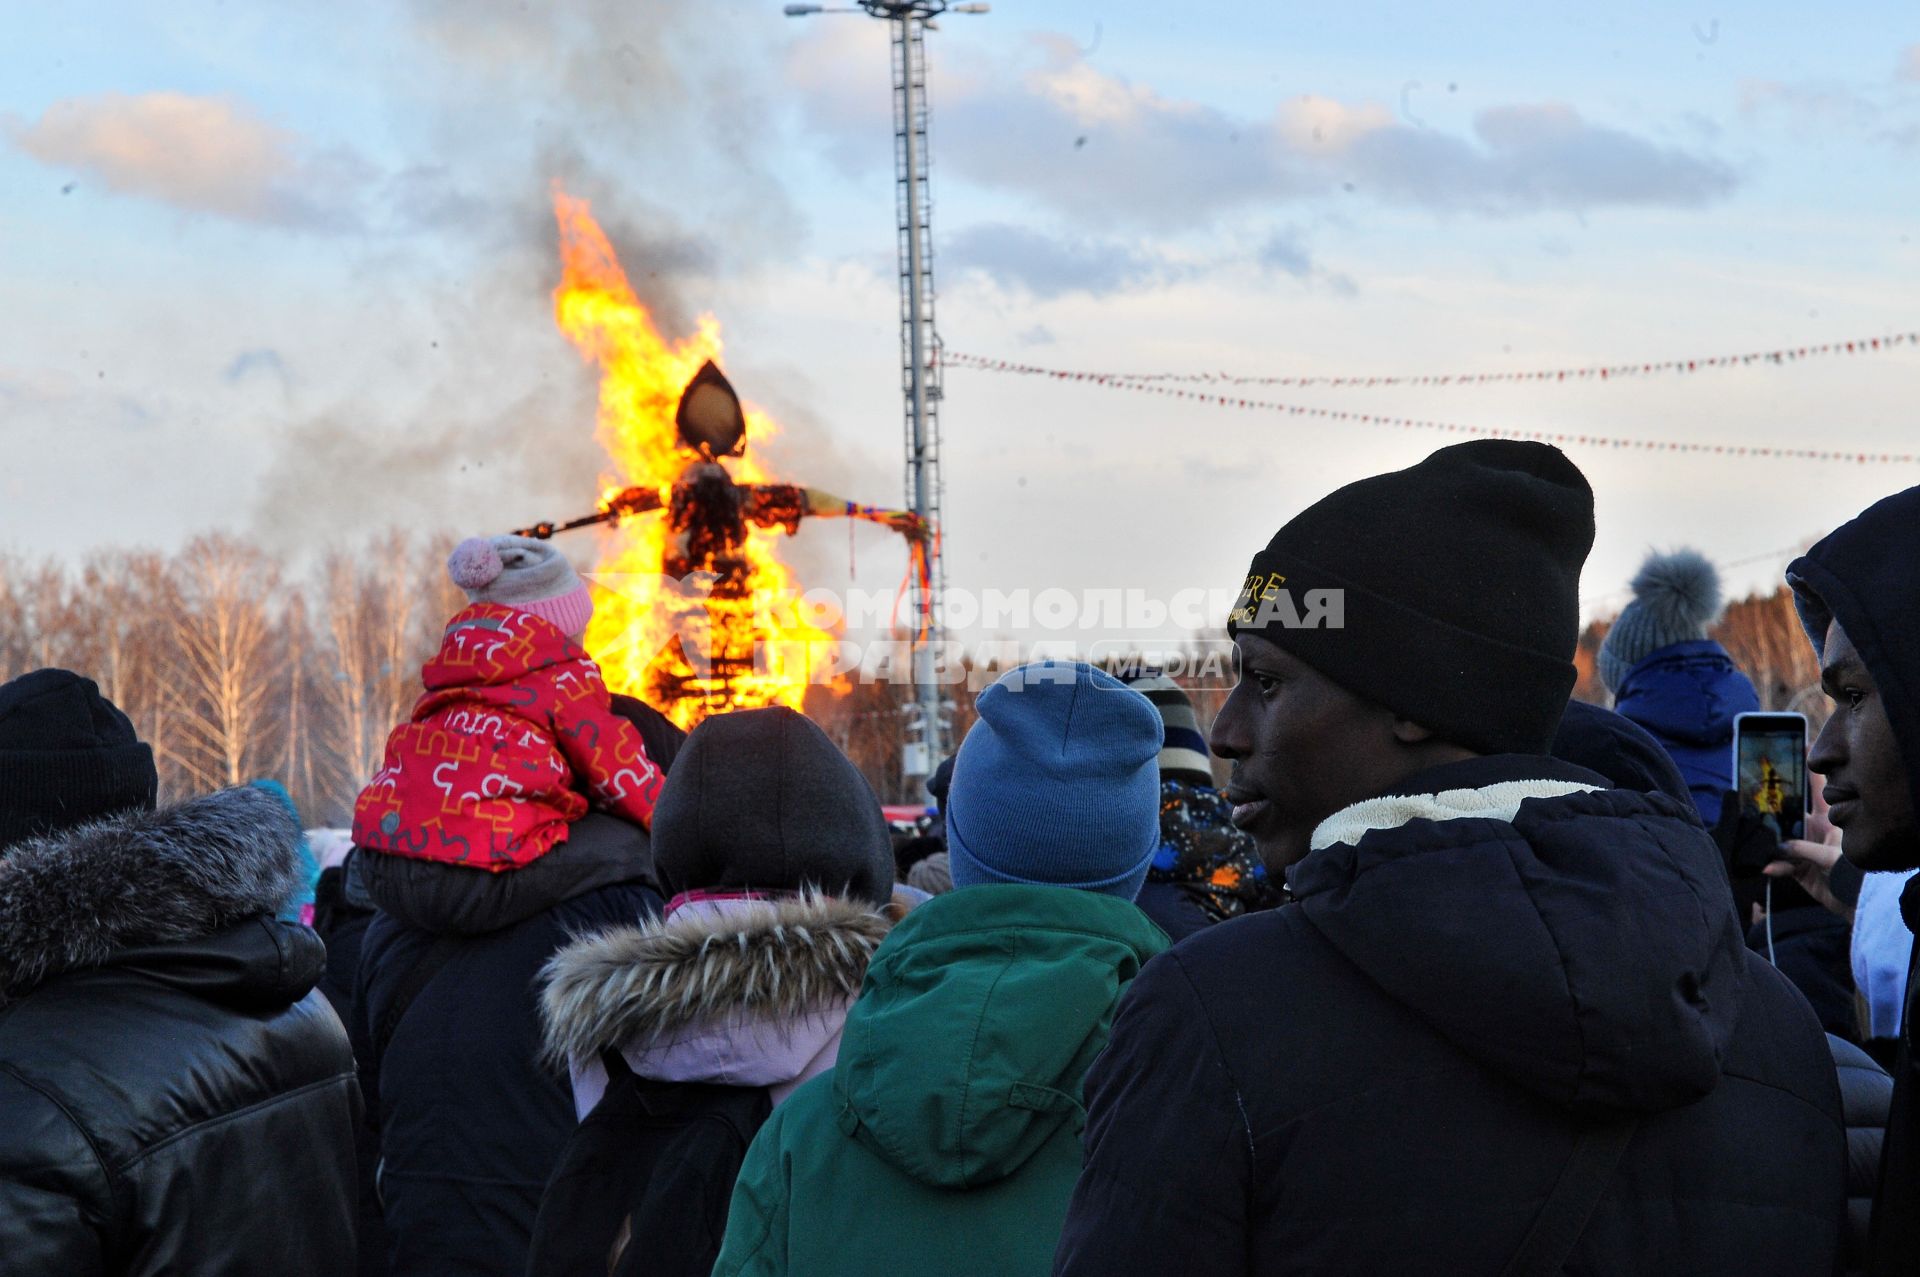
left=1391, top=718, right=1437, bottom=744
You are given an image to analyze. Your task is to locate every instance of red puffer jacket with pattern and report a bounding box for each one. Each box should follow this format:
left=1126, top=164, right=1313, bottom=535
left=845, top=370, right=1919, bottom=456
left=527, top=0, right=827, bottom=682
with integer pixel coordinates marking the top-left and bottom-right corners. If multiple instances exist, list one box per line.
left=353, top=603, right=663, bottom=870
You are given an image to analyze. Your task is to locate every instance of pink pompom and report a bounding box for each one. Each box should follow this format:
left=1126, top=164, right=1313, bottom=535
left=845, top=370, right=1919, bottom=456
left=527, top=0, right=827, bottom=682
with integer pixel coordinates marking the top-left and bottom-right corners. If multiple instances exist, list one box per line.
left=447, top=537, right=504, bottom=590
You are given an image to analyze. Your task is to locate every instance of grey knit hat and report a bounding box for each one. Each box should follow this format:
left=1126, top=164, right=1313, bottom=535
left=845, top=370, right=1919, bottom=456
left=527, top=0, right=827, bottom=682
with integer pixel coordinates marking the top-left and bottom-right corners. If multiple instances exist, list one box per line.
left=1597, top=549, right=1724, bottom=693
left=906, top=851, right=952, bottom=895
left=447, top=535, right=593, bottom=636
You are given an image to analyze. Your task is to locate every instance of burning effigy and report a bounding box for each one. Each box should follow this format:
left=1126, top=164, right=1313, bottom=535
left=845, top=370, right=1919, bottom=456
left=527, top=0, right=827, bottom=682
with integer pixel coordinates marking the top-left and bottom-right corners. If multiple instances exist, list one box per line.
left=517, top=190, right=932, bottom=730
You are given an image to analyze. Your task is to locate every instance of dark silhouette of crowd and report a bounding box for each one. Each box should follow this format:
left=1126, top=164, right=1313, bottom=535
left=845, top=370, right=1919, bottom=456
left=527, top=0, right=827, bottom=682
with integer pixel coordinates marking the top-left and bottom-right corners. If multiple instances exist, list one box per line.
left=3, top=444, right=1917, bottom=1276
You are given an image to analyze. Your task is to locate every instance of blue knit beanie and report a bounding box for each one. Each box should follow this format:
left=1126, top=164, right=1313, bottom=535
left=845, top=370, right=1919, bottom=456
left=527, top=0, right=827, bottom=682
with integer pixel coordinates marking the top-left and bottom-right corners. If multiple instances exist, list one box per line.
left=947, top=661, right=1163, bottom=900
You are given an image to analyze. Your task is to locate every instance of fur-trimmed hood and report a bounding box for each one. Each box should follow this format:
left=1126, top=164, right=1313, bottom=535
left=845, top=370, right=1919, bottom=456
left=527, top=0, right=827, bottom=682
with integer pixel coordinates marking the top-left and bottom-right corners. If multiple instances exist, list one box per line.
left=540, top=891, right=891, bottom=1092
left=0, top=786, right=302, bottom=1000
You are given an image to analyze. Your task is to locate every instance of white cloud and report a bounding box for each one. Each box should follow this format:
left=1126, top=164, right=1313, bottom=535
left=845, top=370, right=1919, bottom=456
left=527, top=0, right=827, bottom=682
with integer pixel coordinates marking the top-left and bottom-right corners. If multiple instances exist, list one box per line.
left=5, top=92, right=360, bottom=228
left=1348, top=103, right=1738, bottom=213
left=945, top=223, right=1179, bottom=299
left=1735, top=70, right=1920, bottom=152
left=1274, top=95, right=1393, bottom=154
left=790, top=34, right=1738, bottom=231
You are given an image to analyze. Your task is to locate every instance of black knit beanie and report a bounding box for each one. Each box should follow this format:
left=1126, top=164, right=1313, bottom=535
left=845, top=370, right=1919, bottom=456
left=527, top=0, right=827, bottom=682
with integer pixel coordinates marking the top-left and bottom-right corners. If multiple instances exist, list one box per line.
left=1227, top=440, right=1595, bottom=755
left=0, top=669, right=159, bottom=851
left=651, top=706, right=894, bottom=907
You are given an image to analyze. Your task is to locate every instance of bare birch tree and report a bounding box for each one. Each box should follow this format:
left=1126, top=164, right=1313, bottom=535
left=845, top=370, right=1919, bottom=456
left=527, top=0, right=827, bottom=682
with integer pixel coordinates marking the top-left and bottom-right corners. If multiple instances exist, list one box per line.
left=1715, top=586, right=1826, bottom=723
left=161, top=534, right=285, bottom=790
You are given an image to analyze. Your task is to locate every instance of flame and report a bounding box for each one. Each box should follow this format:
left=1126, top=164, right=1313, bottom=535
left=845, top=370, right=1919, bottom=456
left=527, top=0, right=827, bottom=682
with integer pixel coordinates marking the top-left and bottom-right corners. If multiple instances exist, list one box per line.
left=551, top=187, right=839, bottom=729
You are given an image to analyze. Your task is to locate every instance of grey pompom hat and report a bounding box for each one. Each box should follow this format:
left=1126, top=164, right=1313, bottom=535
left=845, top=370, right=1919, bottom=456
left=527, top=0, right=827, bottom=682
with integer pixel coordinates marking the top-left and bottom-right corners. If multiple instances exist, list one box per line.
left=1598, top=549, right=1724, bottom=693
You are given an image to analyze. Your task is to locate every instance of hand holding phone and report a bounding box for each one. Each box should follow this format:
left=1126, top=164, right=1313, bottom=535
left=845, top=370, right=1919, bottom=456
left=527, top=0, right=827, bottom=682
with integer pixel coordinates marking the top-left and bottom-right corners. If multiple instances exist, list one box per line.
left=1733, top=712, right=1810, bottom=845
left=1761, top=838, right=1854, bottom=922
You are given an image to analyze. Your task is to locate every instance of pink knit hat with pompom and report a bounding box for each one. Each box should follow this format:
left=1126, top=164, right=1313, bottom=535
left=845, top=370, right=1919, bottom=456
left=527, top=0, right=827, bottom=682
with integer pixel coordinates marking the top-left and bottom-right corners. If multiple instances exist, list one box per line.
left=447, top=535, right=594, bottom=637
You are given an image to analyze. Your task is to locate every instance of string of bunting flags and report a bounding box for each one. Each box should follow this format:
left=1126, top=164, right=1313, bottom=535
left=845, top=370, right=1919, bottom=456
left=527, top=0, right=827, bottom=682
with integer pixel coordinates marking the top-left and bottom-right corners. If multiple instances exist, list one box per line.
left=942, top=329, right=1919, bottom=389
left=939, top=331, right=1920, bottom=465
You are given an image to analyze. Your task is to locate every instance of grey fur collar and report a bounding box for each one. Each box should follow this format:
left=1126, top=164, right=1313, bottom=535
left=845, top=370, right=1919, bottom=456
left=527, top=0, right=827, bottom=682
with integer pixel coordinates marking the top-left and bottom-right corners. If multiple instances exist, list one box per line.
left=540, top=891, right=892, bottom=1066
left=0, top=786, right=301, bottom=1000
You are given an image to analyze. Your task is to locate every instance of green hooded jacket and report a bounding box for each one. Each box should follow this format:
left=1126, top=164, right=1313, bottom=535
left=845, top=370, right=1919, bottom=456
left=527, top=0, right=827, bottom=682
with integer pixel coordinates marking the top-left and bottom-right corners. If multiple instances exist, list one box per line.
left=711, top=883, right=1169, bottom=1276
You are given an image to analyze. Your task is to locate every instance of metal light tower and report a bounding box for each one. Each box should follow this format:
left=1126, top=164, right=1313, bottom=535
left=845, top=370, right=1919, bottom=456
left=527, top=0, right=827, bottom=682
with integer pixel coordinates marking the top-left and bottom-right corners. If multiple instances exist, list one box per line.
left=785, top=0, right=987, bottom=789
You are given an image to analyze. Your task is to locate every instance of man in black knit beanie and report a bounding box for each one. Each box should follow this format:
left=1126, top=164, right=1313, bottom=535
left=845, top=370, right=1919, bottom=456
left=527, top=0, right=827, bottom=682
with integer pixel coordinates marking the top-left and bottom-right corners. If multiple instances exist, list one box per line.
left=1058, top=441, right=1846, bottom=1277
left=0, top=669, right=360, bottom=1274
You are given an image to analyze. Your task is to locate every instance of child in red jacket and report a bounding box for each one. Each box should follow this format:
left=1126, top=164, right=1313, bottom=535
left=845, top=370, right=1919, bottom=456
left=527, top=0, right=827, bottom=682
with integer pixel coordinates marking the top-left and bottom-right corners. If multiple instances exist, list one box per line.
left=353, top=536, right=664, bottom=871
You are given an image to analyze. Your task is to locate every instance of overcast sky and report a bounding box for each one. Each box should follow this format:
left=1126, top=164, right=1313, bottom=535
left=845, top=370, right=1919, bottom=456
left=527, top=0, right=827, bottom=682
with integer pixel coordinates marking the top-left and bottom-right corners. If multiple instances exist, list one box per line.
left=3, top=1, right=1917, bottom=642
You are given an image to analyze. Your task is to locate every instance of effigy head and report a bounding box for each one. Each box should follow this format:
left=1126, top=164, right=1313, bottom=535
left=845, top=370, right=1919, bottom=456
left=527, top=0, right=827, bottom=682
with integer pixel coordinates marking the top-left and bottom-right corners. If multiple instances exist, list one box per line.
left=676, top=360, right=748, bottom=459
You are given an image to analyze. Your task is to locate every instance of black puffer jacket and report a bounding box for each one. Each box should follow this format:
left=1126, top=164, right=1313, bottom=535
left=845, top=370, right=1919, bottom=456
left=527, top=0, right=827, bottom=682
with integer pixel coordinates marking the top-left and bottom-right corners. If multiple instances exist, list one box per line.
left=0, top=788, right=361, bottom=1275
left=354, top=818, right=664, bottom=1276
left=1835, top=1035, right=1894, bottom=1276
left=1058, top=755, right=1847, bottom=1277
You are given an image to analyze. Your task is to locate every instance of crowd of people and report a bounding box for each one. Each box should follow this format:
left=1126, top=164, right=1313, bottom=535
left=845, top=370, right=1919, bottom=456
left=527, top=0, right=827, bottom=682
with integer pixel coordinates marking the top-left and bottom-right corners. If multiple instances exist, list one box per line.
left=0, top=439, right=1916, bottom=1276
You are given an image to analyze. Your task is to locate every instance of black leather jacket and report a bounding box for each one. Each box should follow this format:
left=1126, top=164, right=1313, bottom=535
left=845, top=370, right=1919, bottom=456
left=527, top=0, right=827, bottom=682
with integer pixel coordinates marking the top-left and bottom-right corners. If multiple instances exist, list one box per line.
left=0, top=787, right=361, bottom=1275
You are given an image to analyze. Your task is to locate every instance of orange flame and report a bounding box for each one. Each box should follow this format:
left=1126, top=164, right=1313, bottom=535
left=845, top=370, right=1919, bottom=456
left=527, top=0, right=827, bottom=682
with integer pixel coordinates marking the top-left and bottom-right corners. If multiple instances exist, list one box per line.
left=551, top=187, right=839, bottom=729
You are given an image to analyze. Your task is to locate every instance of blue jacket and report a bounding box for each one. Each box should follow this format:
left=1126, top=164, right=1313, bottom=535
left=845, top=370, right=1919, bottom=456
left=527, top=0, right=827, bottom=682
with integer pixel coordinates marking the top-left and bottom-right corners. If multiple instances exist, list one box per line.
left=1612, top=638, right=1759, bottom=825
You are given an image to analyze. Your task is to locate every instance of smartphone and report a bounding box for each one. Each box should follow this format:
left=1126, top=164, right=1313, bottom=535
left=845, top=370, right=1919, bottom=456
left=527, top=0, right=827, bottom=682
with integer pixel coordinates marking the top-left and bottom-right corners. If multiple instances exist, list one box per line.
left=1732, top=712, right=1809, bottom=844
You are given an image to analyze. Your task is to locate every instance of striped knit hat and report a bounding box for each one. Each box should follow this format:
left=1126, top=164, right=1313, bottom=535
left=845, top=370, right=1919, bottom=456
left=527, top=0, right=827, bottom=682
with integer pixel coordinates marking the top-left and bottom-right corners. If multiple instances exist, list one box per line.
left=1117, top=669, right=1214, bottom=787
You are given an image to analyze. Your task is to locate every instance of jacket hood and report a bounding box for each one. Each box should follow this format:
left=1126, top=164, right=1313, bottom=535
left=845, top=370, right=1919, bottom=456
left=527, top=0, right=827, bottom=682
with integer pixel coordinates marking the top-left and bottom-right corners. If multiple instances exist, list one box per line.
left=1614, top=640, right=1759, bottom=747
left=1550, top=698, right=1695, bottom=808
left=832, top=884, right=1168, bottom=1189
left=422, top=602, right=583, bottom=692
left=1292, top=755, right=1746, bottom=1117
left=540, top=891, right=891, bottom=1088
left=0, top=785, right=305, bottom=1002
left=1788, top=485, right=1920, bottom=821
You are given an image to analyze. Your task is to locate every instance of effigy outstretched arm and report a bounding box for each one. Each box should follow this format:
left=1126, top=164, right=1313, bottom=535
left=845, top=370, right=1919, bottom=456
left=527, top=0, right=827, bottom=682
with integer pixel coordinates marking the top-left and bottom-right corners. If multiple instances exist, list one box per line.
left=785, top=487, right=938, bottom=644
left=512, top=484, right=666, bottom=540
left=797, top=488, right=931, bottom=542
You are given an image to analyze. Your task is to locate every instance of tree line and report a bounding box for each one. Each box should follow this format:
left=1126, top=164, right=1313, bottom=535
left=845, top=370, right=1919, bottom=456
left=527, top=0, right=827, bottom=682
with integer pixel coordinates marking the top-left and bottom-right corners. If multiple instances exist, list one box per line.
left=0, top=532, right=971, bottom=818
left=0, top=531, right=1823, bottom=824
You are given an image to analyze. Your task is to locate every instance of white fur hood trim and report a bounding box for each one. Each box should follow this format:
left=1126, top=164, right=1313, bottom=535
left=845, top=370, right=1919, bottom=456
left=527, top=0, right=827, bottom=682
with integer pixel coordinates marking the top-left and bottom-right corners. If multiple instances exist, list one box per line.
left=1310, top=778, right=1601, bottom=853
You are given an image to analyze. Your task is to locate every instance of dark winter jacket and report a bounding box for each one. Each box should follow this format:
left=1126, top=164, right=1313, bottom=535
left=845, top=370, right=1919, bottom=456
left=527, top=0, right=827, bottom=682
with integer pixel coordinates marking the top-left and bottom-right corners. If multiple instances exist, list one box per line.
left=1751, top=905, right=1857, bottom=1042
left=1550, top=696, right=1695, bottom=809
left=0, top=787, right=362, bottom=1276
left=529, top=892, right=893, bottom=1277
left=313, top=854, right=378, bottom=1019
left=1612, top=638, right=1760, bottom=825
left=1057, top=755, right=1846, bottom=1277
left=313, top=852, right=392, bottom=1277
left=1788, top=484, right=1920, bottom=1276
left=713, top=884, right=1169, bottom=1276
left=355, top=825, right=663, bottom=1276
left=1835, top=1035, right=1895, bottom=1276
left=1133, top=878, right=1217, bottom=942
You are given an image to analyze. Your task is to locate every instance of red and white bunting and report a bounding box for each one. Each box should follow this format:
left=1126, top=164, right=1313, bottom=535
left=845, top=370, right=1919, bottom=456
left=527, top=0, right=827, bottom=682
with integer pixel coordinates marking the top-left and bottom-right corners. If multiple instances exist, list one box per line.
left=942, top=330, right=1919, bottom=390
left=937, top=333, right=1920, bottom=466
